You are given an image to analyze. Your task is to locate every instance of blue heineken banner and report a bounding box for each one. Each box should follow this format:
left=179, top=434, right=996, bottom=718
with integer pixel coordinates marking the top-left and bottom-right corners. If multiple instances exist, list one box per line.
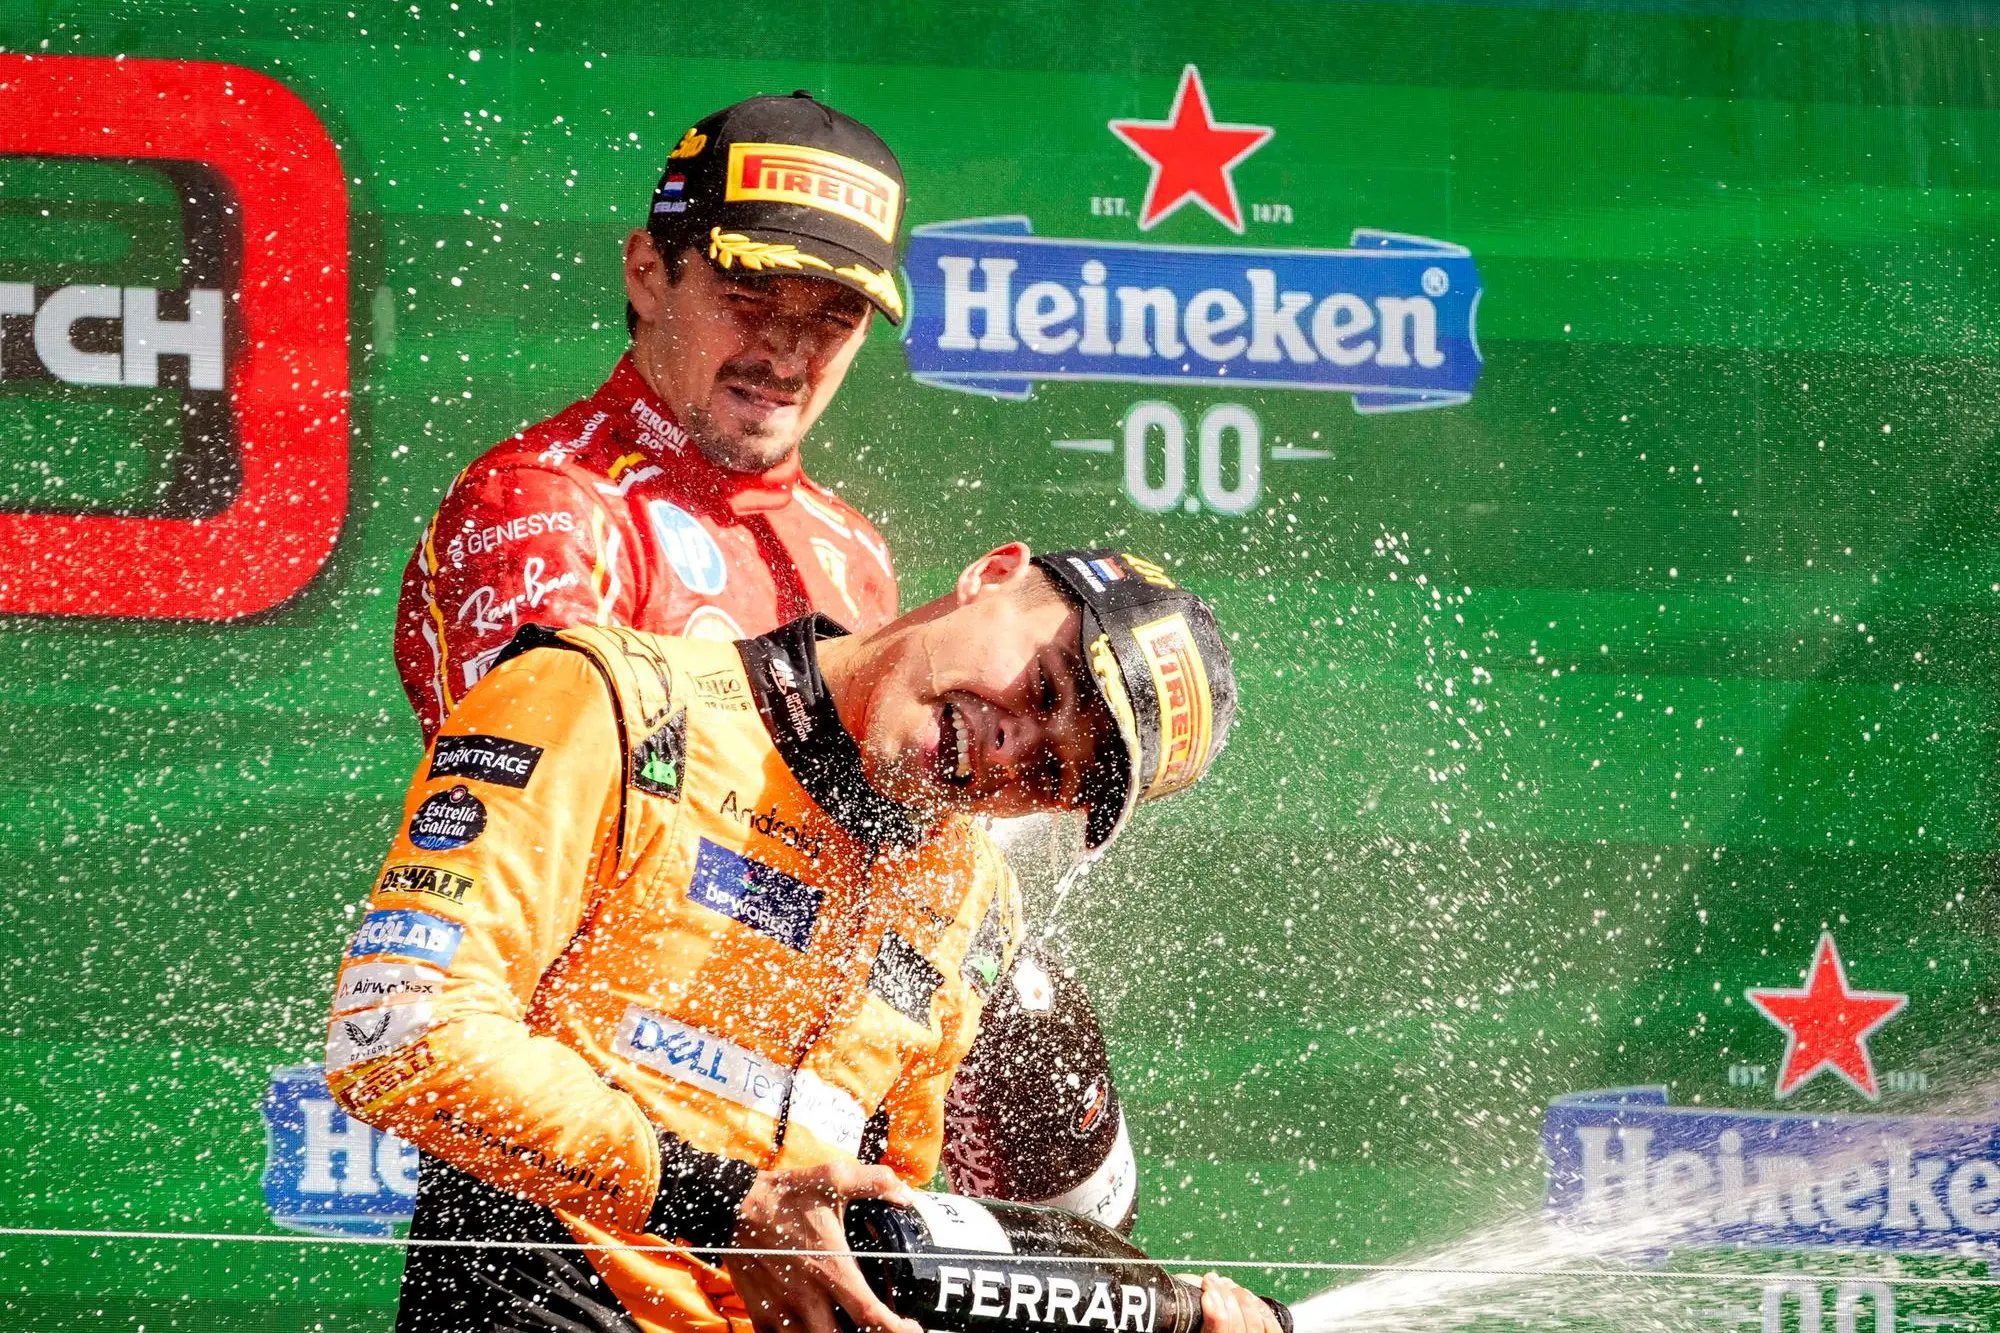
left=260, top=1065, right=418, bottom=1237
left=900, top=218, right=1482, bottom=411
left=1543, top=1088, right=2000, bottom=1255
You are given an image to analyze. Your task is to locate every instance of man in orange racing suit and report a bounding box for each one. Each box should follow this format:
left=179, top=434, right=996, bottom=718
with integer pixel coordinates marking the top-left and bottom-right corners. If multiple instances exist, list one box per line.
left=329, top=545, right=1247, bottom=1333
left=392, top=92, right=1142, bottom=1231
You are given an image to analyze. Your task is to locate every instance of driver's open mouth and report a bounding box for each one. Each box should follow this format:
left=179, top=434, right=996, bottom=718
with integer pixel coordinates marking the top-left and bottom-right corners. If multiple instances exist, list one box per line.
left=946, top=699, right=972, bottom=786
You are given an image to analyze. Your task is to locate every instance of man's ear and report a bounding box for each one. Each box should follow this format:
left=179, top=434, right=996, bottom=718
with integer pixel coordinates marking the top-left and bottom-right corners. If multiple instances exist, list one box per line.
left=956, top=542, right=1034, bottom=604
left=624, top=230, right=668, bottom=324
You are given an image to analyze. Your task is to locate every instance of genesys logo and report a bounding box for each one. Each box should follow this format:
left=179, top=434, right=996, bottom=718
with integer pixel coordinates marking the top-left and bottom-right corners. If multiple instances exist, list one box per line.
left=899, top=64, right=1481, bottom=520
left=0, top=56, right=348, bottom=619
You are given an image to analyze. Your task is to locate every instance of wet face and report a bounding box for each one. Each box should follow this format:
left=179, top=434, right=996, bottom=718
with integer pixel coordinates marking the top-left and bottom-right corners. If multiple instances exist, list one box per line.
left=625, top=234, right=873, bottom=472
left=844, top=551, right=1119, bottom=823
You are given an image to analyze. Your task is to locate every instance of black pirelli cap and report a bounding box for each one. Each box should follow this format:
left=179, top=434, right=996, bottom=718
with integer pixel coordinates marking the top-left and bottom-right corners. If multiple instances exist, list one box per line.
left=1032, top=550, right=1238, bottom=852
left=648, top=91, right=907, bottom=323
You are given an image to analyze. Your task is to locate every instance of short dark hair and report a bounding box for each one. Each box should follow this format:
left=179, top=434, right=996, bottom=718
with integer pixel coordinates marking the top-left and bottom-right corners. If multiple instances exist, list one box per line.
left=1022, top=565, right=1069, bottom=610
left=625, top=242, right=694, bottom=338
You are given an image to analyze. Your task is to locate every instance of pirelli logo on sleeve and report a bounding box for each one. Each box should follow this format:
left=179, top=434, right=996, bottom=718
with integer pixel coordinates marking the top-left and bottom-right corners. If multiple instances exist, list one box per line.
left=1132, top=613, right=1214, bottom=799
left=328, top=1037, right=440, bottom=1113
left=725, top=142, right=901, bottom=243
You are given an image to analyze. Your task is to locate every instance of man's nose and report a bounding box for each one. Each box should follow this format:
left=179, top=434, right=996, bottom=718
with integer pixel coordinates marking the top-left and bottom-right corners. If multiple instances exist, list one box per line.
left=753, top=315, right=824, bottom=368
left=991, top=714, right=1042, bottom=767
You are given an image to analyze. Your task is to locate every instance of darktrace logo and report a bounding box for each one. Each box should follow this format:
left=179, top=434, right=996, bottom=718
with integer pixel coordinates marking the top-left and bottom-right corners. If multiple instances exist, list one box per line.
left=0, top=56, right=349, bottom=620
left=429, top=734, right=545, bottom=790
left=898, top=64, right=1479, bottom=521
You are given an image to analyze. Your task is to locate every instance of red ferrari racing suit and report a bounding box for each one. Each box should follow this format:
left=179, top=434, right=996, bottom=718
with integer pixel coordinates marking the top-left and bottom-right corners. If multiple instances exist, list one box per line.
left=394, top=354, right=898, bottom=740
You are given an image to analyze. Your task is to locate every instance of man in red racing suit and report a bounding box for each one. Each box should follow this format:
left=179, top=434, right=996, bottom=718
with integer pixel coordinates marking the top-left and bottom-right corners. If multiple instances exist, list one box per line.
left=394, top=352, right=895, bottom=739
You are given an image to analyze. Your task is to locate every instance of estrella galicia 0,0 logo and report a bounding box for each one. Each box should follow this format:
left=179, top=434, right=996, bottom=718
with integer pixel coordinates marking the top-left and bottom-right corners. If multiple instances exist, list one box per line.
left=408, top=785, right=487, bottom=851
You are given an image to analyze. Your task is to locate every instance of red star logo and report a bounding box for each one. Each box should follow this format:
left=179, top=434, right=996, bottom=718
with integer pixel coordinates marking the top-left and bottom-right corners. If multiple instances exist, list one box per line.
left=1745, top=933, right=1906, bottom=1100
left=1109, top=65, right=1273, bottom=234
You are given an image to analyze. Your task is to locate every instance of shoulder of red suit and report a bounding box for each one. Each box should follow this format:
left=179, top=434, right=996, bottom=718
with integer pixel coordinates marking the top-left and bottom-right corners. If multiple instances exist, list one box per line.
left=448, top=400, right=634, bottom=490
left=794, top=475, right=886, bottom=533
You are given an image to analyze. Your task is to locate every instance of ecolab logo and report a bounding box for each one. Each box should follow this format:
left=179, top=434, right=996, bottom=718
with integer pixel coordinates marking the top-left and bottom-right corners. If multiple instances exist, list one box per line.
left=1, top=285, right=223, bottom=389
left=902, top=218, right=1480, bottom=411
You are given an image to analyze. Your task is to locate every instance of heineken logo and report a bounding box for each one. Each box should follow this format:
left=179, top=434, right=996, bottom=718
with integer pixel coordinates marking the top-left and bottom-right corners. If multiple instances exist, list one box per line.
left=901, top=217, right=1481, bottom=411
left=1745, top=932, right=1907, bottom=1100
left=260, top=1065, right=416, bottom=1236
left=1543, top=1088, right=2000, bottom=1254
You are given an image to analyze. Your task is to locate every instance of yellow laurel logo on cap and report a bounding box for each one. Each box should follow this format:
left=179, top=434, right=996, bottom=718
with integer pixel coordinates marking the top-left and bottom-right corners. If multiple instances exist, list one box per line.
left=724, top=141, right=901, bottom=244
left=670, top=127, right=707, bottom=159
left=832, top=262, right=903, bottom=321
left=707, top=229, right=904, bottom=321
left=1123, top=554, right=1176, bottom=589
left=1131, top=613, right=1213, bottom=799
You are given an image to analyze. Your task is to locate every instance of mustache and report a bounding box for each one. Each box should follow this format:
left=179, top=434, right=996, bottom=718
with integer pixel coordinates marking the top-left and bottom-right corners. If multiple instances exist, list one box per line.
left=718, top=361, right=808, bottom=397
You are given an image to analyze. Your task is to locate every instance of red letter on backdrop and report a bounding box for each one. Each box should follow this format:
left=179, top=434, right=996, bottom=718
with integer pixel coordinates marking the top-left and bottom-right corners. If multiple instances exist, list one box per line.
left=0, top=55, right=348, bottom=619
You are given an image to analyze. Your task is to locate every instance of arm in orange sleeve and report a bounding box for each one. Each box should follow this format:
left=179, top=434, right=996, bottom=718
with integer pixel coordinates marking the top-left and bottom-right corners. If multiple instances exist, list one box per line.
left=326, top=643, right=755, bottom=1244
left=874, top=848, right=1023, bottom=1185
left=412, top=464, right=636, bottom=725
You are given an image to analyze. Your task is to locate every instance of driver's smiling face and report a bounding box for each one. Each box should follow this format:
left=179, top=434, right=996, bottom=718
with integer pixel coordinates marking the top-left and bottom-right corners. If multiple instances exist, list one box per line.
left=848, top=552, right=1117, bottom=823
left=642, top=244, right=873, bottom=473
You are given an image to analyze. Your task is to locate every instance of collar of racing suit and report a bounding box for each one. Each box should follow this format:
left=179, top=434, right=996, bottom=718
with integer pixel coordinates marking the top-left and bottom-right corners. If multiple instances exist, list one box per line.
left=737, top=614, right=926, bottom=849
left=598, top=353, right=802, bottom=518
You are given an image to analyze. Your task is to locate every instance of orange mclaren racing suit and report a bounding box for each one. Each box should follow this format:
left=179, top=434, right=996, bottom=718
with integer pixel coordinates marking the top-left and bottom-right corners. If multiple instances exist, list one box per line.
left=328, top=617, right=1021, bottom=1332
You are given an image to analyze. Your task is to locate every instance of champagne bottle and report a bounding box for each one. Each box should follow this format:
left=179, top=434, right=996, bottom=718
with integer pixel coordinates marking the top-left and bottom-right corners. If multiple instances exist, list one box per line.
left=847, top=1193, right=1293, bottom=1333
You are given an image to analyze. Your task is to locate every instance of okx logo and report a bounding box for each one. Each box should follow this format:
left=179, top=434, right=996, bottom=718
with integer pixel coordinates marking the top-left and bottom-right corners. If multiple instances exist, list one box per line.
left=0, top=56, right=348, bottom=619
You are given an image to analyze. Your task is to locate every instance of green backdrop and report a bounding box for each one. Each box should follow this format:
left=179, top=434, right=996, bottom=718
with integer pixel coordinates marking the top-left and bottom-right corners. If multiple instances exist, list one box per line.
left=0, top=1, right=1996, bottom=1328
